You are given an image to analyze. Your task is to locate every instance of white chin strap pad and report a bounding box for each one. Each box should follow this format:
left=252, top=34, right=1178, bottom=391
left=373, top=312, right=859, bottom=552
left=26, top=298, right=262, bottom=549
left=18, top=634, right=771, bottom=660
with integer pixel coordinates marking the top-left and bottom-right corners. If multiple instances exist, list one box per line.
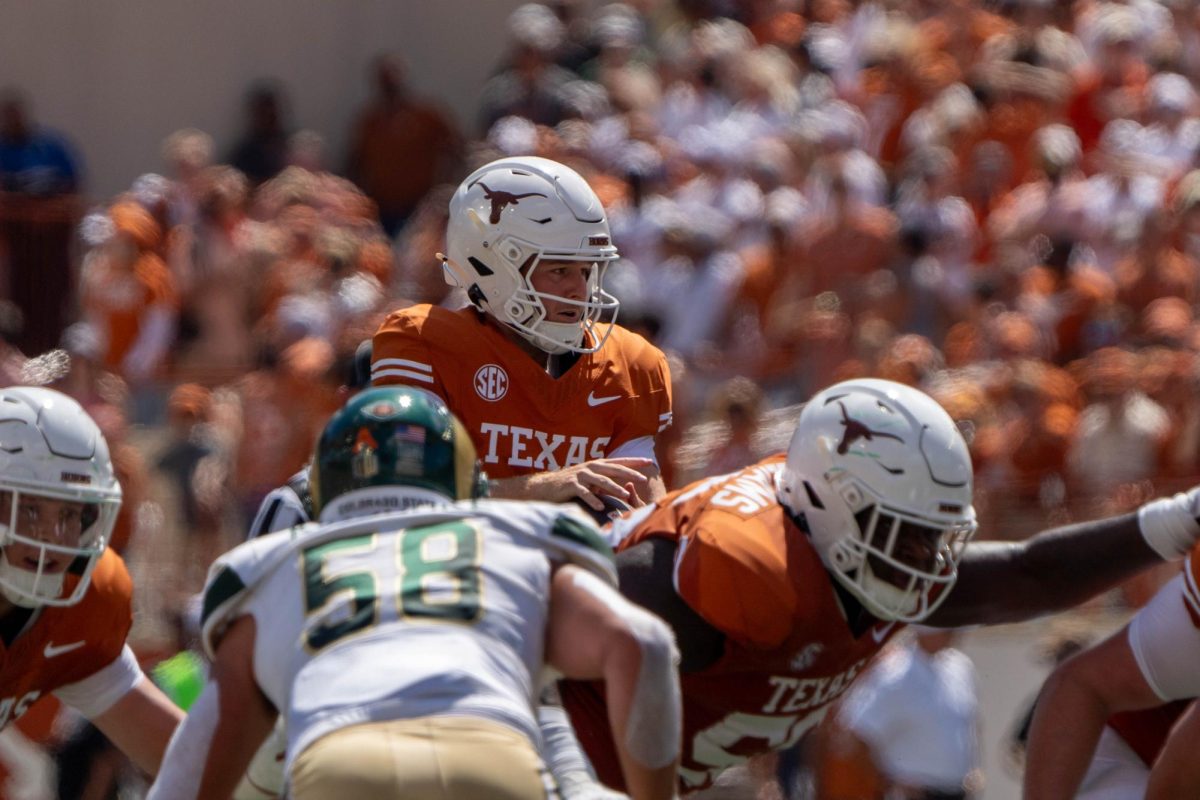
left=0, top=554, right=64, bottom=608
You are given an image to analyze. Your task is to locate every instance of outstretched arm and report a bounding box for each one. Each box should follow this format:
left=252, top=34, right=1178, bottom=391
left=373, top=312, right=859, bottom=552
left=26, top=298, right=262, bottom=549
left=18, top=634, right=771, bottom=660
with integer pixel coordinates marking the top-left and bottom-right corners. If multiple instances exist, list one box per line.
left=931, top=489, right=1200, bottom=626
left=1023, top=625, right=1159, bottom=800
left=545, top=564, right=681, bottom=800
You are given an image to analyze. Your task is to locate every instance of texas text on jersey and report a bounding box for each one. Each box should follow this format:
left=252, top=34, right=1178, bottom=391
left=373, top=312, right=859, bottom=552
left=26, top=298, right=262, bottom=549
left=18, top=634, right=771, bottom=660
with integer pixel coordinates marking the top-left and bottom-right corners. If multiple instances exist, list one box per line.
left=560, top=457, right=900, bottom=792
left=372, top=304, right=672, bottom=478
left=0, top=549, right=133, bottom=729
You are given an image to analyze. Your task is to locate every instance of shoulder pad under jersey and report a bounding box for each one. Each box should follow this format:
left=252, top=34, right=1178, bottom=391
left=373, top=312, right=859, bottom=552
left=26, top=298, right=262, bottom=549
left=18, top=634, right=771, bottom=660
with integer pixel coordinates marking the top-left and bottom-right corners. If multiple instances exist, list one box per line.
left=199, top=521, right=321, bottom=657
left=474, top=499, right=618, bottom=587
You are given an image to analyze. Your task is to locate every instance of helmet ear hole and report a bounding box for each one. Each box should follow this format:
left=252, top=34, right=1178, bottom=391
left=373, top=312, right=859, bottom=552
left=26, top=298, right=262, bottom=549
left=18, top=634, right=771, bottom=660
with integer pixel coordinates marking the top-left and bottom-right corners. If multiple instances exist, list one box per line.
left=801, top=481, right=825, bottom=510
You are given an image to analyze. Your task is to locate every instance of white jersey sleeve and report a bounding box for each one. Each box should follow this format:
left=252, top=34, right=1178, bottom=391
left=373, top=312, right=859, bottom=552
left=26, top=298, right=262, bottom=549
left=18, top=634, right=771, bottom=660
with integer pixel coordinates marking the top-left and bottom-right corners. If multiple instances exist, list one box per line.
left=53, top=645, right=143, bottom=718
left=1127, top=573, right=1200, bottom=700
left=200, top=526, right=314, bottom=658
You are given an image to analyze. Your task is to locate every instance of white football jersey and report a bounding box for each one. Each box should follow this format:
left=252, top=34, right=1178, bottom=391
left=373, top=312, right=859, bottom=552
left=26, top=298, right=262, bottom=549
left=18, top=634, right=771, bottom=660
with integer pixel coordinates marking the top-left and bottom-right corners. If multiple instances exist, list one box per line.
left=200, top=498, right=616, bottom=771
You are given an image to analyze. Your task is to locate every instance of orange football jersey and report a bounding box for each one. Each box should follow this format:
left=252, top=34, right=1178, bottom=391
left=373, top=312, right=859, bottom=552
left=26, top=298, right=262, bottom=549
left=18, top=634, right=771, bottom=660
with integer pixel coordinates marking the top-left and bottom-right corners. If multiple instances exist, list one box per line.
left=372, top=305, right=672, bottom=479
left=560, top=457, right=898, bottom=792
left=0, top=549, right=133, bottom=729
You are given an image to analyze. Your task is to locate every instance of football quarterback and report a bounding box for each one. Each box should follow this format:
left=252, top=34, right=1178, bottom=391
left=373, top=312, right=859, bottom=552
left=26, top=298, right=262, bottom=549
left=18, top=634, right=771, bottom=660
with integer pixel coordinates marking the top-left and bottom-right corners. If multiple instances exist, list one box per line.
left=372, top=155, right=672, bottom=514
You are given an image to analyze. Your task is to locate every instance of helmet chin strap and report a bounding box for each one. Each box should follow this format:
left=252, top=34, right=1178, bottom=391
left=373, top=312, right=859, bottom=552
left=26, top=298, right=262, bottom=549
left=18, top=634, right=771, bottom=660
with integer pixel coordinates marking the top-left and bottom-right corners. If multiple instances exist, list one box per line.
left=858, top=565, right=922, bottom=620
left=0, top=553, right=63, bottom=608
left=525, top=320, right=580, bottom=355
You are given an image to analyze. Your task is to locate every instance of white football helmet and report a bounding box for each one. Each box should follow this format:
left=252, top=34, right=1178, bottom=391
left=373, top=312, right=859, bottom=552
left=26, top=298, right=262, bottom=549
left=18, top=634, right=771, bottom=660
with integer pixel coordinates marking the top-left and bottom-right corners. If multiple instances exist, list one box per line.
left=0, top=387, right=122, bottom=607
left=778, top=379, right=976, bottom=622
left=442, top=156, right=620, bottom=355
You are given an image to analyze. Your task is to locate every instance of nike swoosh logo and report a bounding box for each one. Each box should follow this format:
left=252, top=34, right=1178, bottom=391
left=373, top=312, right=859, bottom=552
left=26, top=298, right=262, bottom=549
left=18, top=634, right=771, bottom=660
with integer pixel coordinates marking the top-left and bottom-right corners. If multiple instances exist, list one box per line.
left=44, top=640, right=86, bottom=658
left=587, top=392, right=621, bottom=407
left=871, top=622, right=896, bottom=644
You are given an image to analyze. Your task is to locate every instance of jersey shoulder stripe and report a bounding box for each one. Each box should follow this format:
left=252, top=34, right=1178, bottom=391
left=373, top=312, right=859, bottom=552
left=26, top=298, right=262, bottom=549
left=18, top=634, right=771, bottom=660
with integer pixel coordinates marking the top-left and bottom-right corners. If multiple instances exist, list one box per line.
left=1184, top=554, right=1200, bottom=627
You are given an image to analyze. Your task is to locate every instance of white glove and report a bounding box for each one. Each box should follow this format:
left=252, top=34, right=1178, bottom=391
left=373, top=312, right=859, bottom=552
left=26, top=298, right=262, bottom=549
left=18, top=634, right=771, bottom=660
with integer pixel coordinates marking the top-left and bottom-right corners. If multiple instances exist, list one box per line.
left=1138, top=487, right=1200, bottom=560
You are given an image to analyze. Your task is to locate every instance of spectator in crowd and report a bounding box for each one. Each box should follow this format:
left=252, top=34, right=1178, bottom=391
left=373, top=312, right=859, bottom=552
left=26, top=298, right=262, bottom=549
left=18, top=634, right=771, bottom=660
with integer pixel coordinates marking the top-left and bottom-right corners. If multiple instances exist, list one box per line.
left=345, top=53, right=462, bottom=236
left=1066, top=347, right=1170, bottom=500
left=228, top=83, right=291, bottom=185
left=154, top=384, right=226, bottom=589
left=0, top=89, right=84, bottom=355
left=698, top=375, right=765, bottom=477
left=479, top=4, right=582, bottom=131
left=79, top=201, right=178, bottom=388
left=159, top=128, right=215, bottom=230
left=816, top=628, right=983, bottom=800
left=0, top=89, right=81, bottom=195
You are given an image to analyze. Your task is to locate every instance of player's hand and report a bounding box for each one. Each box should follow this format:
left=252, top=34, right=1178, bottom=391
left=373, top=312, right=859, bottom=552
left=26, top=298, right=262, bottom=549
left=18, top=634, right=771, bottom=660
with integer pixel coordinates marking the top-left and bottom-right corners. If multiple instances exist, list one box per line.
left=522, top=458, right=653, bottom=512
left=1138, top=485, right=1200, bottom=559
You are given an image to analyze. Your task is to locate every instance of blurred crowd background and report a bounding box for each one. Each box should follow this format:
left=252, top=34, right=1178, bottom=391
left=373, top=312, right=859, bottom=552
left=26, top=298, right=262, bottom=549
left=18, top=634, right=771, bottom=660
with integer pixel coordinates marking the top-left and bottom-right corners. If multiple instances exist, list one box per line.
left=3, top=0, right=1200, bottom=796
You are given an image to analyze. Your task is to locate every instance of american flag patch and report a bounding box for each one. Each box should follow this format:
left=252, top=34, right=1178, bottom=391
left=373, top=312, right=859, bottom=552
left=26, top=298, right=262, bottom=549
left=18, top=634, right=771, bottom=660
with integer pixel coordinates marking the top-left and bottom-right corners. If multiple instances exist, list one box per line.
left=393, top=425, right=426, bottom=445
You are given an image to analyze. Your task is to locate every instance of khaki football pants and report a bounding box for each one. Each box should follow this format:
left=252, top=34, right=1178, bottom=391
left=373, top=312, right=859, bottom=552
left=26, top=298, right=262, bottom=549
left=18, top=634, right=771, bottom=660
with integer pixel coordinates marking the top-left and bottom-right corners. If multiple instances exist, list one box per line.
left=289, top=715, right=556, bottom=800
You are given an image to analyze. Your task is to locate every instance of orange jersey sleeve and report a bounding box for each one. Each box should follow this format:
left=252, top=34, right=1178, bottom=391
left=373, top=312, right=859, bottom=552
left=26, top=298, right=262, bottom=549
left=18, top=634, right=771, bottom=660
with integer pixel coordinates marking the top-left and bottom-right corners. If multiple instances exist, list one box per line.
left=372, top=306, right=672, bottom=478
left=0, top=550, right=133, bottom=729
left=676, top=516, right=798, bottom=649
left=370, top=304, right=448, bottom=399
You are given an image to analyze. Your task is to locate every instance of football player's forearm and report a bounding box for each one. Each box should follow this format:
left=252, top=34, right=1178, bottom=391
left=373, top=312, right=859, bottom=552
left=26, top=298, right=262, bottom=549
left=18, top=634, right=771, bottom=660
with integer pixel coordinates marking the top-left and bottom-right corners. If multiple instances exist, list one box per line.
left=91, top=679, right=184, bottom=775
left=200, top=618, right=277, bottom=799
left=1022, top=674, right=1112, bottom=799
left=547, top=567, right=681, bottom=800
left=934, top=513, right=1158, bottom=625
left=601, top=628, right=680, bottom=800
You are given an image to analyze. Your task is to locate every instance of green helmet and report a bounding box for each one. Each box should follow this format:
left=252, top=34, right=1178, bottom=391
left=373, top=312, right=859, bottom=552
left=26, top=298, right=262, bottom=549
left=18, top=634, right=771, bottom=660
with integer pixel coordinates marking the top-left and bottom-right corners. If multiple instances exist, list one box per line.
left=311, top=387, right=485, bottom=515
